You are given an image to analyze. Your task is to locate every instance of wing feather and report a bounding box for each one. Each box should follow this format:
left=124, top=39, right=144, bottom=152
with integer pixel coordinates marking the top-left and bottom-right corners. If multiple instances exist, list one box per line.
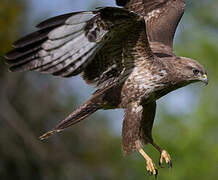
left=12, top=29, right=51, bottom=48
left=116, top=0, right=185, bottom=55
left=5, top=11, right=101, bottom=73
left=48, top=23, right=85, bottom=40
left=5, top=7, right=153, bottom=89
left=36, top=12, right=77, bottom=29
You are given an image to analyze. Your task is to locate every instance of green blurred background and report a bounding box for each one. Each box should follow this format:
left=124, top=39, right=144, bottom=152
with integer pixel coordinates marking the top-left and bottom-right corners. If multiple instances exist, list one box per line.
left=0, top=0, right=218, bottom=179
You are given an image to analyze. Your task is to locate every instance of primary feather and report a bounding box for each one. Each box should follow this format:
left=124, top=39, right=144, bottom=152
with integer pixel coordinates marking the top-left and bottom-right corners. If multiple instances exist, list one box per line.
left=5, top=7, right=152, bottom=89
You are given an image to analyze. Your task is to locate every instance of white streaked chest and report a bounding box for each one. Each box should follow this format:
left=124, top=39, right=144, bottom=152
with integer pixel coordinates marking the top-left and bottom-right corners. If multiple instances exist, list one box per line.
left=121, top=66, right=167, bottom=103
left=133, top=67, right=166, bottom=91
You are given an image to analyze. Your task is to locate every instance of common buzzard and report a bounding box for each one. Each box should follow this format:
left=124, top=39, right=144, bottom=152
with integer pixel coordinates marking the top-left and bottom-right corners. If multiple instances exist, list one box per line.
left=5, top=0, right=208, bottom=176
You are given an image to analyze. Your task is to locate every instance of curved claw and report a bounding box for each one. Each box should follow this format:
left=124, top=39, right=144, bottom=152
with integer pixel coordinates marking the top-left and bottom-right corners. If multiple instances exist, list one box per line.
left=155, top=168, right=158, bottom=178
left=135, top=141, right=159, bottom=177
left=159, top=160, right=164, bottom=168
left=148, top=168, right=158, bottom=178
left=159, top=150, right=172, bottom=168
left=146, top=158, right=158, bottom=177
left=168, top=160, right=172, bottom=168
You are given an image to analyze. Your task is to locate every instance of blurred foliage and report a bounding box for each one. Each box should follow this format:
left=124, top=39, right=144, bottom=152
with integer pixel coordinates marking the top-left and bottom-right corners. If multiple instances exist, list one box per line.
left=0, top=0, right=24, bottom=54
left=0, top=0, right=218, bottom=180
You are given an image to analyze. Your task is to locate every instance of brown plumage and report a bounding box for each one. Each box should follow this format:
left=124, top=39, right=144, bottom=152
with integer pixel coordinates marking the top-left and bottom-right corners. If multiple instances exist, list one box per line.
left=5, top=1, right=208, bottom=176
left=116, top=0, right=185, bottom=56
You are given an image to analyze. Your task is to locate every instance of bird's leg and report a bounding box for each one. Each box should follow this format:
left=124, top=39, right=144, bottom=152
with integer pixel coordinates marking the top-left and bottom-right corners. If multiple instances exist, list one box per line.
left=135, top=140, right=158, bottom=177
left=150, top=141, right=172, bottom=168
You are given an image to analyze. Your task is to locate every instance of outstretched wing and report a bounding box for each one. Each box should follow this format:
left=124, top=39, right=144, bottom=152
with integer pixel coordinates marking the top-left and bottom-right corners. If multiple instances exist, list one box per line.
left=5, top=7, right=153, bottom=89
left=116, top=0, right=185, bottom=56
left=122, top=101, right=156, bottom=155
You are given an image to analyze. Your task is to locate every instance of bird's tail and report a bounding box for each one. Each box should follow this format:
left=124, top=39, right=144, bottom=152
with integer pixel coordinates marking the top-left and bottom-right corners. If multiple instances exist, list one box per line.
left=39, top=98, right=101, bottom=140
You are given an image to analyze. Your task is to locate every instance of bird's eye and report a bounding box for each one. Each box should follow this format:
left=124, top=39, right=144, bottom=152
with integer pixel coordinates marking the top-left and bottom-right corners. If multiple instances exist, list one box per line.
left=193, top=69, right=200, bottom=75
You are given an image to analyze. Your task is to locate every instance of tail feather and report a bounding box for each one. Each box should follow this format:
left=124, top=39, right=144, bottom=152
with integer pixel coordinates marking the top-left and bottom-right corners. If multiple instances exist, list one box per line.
left=39, top=129, right=60, bottom=141
left=39, top=79, right=116, bottom=141
left=39, top=100, right=101, bottom=141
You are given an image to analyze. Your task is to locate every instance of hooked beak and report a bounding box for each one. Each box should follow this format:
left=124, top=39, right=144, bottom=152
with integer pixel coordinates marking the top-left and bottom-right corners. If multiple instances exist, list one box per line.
left=201, top=74, right=208, bottom=85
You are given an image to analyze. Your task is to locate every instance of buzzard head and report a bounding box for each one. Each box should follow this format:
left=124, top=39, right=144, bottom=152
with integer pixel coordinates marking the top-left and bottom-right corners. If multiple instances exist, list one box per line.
left=173, top=57, right=208, bottom=86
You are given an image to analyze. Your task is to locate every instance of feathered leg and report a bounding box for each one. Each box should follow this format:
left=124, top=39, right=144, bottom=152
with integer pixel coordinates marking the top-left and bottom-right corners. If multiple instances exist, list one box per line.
left=122, top=102, right=158, bottom=177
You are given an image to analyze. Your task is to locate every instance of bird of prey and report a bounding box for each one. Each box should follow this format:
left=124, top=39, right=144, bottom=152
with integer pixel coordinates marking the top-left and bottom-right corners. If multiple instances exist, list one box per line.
left=5, top=0, right=208, bottom=176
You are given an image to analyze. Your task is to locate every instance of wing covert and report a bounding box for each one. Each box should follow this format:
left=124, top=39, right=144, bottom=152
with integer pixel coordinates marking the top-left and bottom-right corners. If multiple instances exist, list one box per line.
left=5, top=7, right=153, bottom=89
left=116, top=0, right=185, bottom=55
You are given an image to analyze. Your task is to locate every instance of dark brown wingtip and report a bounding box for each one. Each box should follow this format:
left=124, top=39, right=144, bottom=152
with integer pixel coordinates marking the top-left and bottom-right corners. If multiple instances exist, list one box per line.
left=2, top=54, right=13, bottom=70
left=36, top=12, right=76, bottom=29
left=12, top=34, right=35, bottom=49
left=39, top=129, right=62, bottom=141
left=8, top=66, right=22, bottom=72
left=4, top=49, right=19, bottom=60
left=1, top=54, right=9, bottom=67
left=12, top=30, right=49, bottom=49
left=13, top=38, right=23, bottom=48
left=4, top=50, right=13, bottom=60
